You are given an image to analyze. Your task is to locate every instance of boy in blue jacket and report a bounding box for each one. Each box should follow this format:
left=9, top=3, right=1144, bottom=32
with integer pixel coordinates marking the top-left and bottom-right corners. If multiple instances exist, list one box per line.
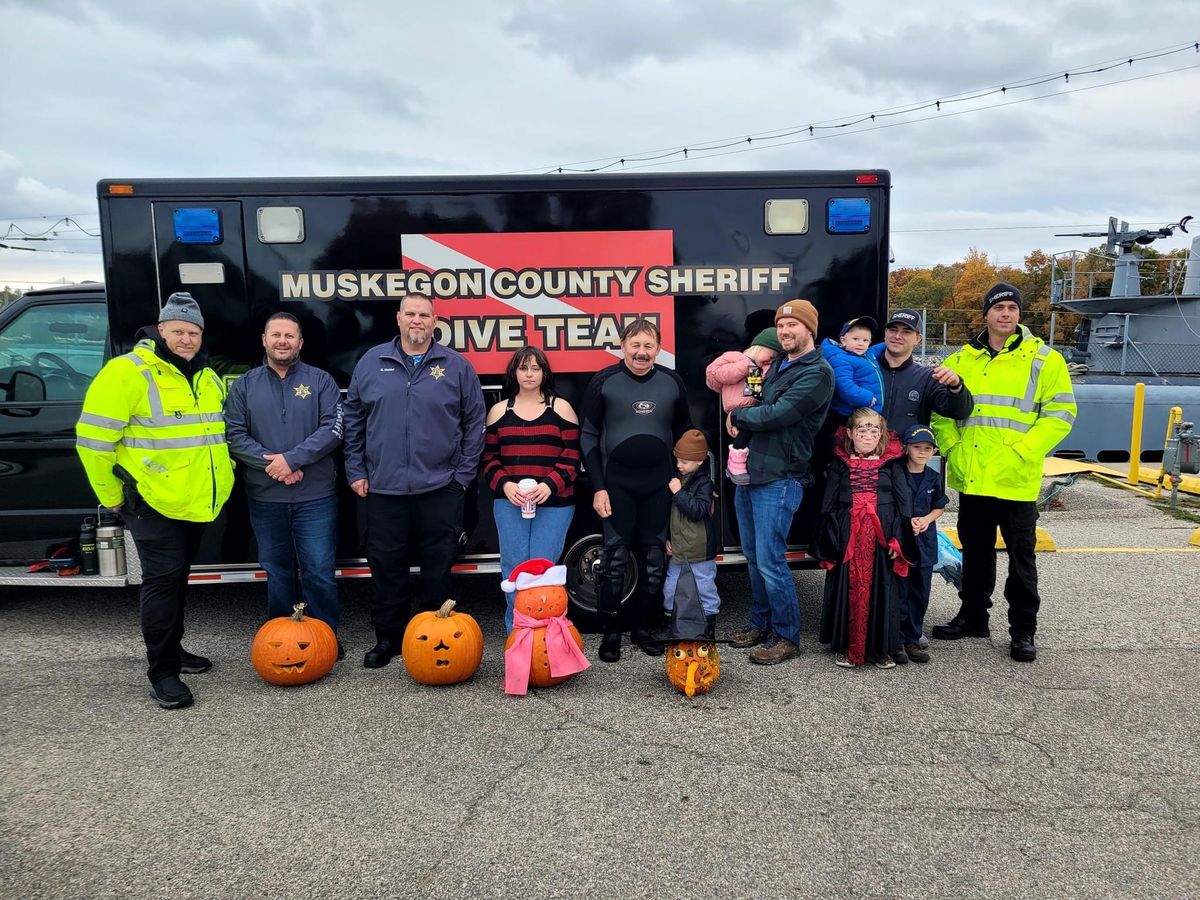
left=821, top=316, right=885, bottom=418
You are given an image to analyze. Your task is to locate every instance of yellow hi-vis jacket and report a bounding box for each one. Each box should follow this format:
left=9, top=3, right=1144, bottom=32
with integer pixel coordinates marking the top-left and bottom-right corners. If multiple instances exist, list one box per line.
left=75, top=339, right=234, bottom=522
left=931, top=326, right=1076, bottom=502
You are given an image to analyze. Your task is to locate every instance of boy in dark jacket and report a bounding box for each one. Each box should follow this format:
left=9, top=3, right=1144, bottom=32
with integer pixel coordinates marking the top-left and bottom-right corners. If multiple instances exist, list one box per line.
left=664, top=429, right=720, bottom=639
left=897, top=423, right=948, bottom=663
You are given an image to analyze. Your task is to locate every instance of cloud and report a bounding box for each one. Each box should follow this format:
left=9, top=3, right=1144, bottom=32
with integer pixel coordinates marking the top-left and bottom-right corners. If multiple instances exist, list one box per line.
left=814, top=20, right=1056, bottom=97
left=1, top=0, right=323, bottom=50
left=503, top=0, right=816, bottom=75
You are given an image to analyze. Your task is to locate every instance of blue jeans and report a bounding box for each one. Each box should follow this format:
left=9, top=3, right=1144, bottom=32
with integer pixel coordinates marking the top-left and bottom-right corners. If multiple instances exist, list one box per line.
left=248, top=494, right=339, bottom=632
left=663, top=558, right=720, bottom=616
left=494, top=499, right=575, bottom=633
left=734, top=479, right=804, bottom=644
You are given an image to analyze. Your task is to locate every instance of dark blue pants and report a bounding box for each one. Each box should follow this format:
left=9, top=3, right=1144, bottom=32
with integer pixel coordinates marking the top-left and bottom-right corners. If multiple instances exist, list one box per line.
left=898, top=564, right=933, bottom=645
left=248, top=494, right=340, bottom=632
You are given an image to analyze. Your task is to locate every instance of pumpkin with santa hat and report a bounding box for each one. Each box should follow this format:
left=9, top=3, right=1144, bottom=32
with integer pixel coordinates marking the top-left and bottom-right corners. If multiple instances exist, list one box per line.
left=502, top=558, right=590, bottom=695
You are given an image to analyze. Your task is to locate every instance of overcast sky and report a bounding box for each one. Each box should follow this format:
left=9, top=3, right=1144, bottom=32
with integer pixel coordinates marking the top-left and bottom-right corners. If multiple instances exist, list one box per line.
left=2, top=0, right=1197, bottom=288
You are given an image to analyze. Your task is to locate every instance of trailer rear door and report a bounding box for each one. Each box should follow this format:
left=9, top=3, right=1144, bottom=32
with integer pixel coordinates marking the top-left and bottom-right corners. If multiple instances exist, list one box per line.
left=151, top=201, right=250, bottom=343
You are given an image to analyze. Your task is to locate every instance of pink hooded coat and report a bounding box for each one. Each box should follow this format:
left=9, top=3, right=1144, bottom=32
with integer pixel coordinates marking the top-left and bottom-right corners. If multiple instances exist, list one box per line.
left=706, top=351, right=770, bottom=412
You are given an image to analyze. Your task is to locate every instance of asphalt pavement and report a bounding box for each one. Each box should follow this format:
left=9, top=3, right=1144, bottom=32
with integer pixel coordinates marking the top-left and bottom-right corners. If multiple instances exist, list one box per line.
left=2, top=477, right=1197, bottom=899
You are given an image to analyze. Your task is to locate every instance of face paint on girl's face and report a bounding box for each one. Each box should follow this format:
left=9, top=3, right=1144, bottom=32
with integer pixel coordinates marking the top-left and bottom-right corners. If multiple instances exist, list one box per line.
left=850, top=419, right=883, bottom=455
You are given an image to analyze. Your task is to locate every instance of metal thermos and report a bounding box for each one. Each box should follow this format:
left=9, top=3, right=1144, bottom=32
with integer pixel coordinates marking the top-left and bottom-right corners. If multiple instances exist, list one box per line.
left=79, top=517, right=99, bottom=575
left=96, top=512, right=127, bottom=577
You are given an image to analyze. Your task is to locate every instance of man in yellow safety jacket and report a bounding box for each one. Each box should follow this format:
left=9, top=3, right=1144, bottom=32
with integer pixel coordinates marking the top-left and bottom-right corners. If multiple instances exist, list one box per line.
left=76, top=292, right=234, bottom=708
left=930, top=283, right=1076, bottom=663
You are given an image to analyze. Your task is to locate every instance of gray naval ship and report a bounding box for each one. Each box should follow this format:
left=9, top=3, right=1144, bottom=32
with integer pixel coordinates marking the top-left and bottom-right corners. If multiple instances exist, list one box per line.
left=1050, top=215, right=1200, bottom=464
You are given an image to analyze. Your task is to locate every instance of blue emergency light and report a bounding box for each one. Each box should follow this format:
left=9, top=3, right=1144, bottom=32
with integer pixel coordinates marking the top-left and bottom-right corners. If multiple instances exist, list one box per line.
left=827, top=198, right=871, bottom=234
left=173, top=208, right=222, bottom=244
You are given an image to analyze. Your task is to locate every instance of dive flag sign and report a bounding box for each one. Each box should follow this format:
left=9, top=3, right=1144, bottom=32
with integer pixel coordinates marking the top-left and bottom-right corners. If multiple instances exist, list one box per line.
left=400, top=230, right=674, bottom=375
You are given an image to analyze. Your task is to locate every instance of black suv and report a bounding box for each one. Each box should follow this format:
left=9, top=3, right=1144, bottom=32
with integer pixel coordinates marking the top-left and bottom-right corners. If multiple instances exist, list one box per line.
left=0, top=283, right=108, bottom=549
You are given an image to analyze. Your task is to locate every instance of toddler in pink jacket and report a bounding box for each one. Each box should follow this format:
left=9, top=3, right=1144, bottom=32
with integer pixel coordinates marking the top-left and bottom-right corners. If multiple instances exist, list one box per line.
left=704, top=327, right=782, bottom=483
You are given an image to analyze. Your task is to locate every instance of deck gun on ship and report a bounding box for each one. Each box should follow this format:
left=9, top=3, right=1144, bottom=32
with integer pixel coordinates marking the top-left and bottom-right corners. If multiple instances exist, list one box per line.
left=1048, top=215, right=1200, bottom=463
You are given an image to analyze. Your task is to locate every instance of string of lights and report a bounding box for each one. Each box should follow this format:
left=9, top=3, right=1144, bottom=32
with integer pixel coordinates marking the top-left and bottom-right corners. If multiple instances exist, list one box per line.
left=614, top=63, right=1200, bottom=173
left=523, top=40, right=1198, bottom=174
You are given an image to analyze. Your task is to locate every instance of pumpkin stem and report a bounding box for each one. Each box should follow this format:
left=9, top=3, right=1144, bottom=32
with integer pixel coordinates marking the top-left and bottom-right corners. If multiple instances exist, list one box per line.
left=436, top=599, right=456, bottom=618
left=291, top=603, right=306, bottom=621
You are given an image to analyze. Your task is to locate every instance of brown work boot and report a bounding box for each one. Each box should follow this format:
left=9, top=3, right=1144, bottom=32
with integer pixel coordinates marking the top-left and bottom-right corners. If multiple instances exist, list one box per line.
left=905, top=642, right=930, bottom=664
left=748, top=636, right=801, bottom=665
left=728, top=626, right=768, bottom=649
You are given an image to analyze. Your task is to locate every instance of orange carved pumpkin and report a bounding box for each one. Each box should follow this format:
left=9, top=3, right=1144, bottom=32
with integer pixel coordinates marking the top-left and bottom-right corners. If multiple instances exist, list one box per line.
left=402, top=599, right=484, bottom=685
left=664, top=641, right=720, bottom=697
left=251, top=603, right=338, bottom=686
left=504, top=621, right=584, bottom=688
left=513, top=580, right=569, bottom=620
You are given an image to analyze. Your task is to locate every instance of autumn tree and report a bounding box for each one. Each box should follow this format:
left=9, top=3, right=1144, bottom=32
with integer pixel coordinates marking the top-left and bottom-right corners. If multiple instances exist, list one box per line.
left=952, top=249, right=998, bottom=308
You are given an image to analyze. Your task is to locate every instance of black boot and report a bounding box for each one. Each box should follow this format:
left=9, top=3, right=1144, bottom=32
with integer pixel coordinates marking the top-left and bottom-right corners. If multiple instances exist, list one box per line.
left=704, top=614, right=717, bottom=641
left=363, top=631, right=402, bottom=668
left=931, top=614, right=990, bottom=640
left=150, top=676, right=193, bottom=710
left=598, top=628, right=622, bottom=663
left=631, top=628, right=666, bottom=657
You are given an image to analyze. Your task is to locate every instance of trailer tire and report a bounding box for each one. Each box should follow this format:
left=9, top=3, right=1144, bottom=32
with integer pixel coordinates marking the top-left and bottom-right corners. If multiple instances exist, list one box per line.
left=563, top=534, right=636, bottom=633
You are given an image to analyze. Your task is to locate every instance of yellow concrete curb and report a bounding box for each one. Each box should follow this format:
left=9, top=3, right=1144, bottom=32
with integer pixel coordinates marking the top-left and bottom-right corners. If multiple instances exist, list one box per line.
left=941, top=526, right=1057, bottom=552
left=1191, top=526, right=1200, bottom=548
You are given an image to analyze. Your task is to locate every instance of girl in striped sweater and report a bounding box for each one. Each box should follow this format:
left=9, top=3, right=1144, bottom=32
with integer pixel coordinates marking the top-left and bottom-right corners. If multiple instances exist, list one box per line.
left=482, top=346, right=581, bottom=633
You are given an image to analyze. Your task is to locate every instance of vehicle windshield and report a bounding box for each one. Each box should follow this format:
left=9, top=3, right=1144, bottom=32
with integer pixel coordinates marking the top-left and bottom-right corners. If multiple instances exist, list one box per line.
left=0, top=301, right=107, bottom=400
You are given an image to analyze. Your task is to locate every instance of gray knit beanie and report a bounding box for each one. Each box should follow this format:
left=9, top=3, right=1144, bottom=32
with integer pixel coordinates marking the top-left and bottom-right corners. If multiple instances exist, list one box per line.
left=159, top=292, right=205, bottom=329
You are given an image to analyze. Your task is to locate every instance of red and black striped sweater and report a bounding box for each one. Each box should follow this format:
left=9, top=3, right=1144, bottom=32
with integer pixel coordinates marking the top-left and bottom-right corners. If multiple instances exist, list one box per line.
left=481, top=398, right=581, bottom=507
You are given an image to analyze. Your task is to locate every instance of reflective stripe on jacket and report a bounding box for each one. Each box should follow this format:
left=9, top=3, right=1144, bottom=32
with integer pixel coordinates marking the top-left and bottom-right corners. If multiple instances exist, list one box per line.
left=931, top=326, right=1076, bottom=502
left=75, top=339, right=235, bottom=522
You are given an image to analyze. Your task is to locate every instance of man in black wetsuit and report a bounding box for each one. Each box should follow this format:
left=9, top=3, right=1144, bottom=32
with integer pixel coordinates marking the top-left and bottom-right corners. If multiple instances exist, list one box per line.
left=580, top=318, right=692, bottom=663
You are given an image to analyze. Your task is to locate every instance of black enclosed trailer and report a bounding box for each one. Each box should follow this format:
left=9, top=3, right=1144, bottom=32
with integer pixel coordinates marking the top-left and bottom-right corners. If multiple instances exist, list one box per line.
left=2, top=170, right=890, bottom=612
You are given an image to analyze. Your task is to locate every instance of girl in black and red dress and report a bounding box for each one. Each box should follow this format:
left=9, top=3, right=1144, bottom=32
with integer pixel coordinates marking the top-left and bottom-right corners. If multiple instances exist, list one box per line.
left=815, top=408, right=917, bottom=669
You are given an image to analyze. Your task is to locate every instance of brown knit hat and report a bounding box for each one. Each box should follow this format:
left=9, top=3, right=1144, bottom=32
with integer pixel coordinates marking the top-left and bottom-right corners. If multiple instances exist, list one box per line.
left=775, top=299, right=818, bottom=337
left=674, top=428, right=709, bottom=462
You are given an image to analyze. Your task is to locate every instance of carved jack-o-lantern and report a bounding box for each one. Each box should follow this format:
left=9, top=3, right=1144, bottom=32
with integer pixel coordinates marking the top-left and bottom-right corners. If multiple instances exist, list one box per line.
left=513, top=580, right=569, bottom=620
left=251, top=603, right=338, bottom=686
left=664, top=641, right=720, bottom=697
left=504, top=621, right=585, bottom=688
left=402, top=599, right=484, bottom=686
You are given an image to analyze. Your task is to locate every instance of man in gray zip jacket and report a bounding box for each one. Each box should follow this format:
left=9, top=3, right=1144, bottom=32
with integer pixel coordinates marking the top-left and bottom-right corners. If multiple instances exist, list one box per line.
left=225, top=312, right=345, bottom=650
left=343, top=294, right=486, bottom=669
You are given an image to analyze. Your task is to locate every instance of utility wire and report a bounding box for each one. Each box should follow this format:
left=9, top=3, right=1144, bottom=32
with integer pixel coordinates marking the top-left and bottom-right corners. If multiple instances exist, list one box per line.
left=525, top=41, right=1198, bottom=174
left=0, top=212, right=98, bottom=221
left=0, top=242, right=98, bottom=254
left=1, top=217, right=101, bottom=239
left=616, top=63, right=1200, bottom=172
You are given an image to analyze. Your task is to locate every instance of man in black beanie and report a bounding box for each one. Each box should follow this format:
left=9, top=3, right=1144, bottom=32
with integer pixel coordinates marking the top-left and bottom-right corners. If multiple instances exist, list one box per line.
left=929, top=282, right=1076, bottom=662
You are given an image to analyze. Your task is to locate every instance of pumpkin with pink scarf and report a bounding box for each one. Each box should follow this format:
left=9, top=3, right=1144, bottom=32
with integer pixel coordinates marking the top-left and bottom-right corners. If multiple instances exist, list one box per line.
left=502, top=559, right=590, bottom=695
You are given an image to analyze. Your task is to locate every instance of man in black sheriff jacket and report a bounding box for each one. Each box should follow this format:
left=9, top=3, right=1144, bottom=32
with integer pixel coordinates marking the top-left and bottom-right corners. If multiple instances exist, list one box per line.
left=866, top=308, right=974, bottom=431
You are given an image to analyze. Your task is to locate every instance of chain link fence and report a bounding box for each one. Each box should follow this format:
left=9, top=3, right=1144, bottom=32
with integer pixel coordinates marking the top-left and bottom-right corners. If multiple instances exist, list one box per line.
left=910, top=307, right=1200, bottom=375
